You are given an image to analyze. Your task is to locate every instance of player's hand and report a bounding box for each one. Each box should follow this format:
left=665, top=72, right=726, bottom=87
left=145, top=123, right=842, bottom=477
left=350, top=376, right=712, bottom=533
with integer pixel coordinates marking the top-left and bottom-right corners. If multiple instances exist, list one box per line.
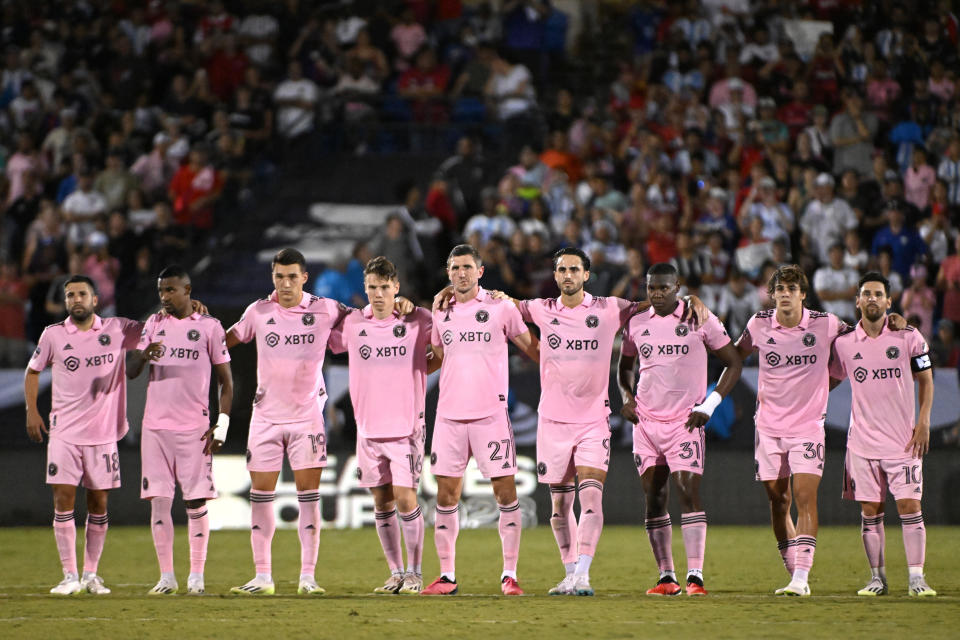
left=201, top=426, right=224, bottom=455
left=191, top=299, right=209, bottom=315
left=887, top=313, right=907, bottom=330
left=905, top=421, right=930, bottom=458
left=26, top=410, right=48, bottom=443
left=394, top=296, right=415, bottom=315
left=685, top=411, right=709, bottom=432
left=432, top=285, right=455, bottom=312
left=682, top=295, right=709, bottom=327
left=143, top=341, right=164, bottom=361
left=620, top=398, right=639, bottom=424
left=488, top=289, right=510, bottom=301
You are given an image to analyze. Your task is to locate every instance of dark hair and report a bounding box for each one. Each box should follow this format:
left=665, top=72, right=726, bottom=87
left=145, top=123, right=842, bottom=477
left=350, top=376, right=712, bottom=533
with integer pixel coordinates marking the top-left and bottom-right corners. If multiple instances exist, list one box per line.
left=158, top=264, right=191, bottom=281
left=364, top=256, right=398, bottom=281
left=553, top=246, right=591, bottom=271
left=272, top=248, right=307, bottom=270
left=447, top=244, right=482, bottom=267
left=766, top=264, right=809, bottom=295
left=858, top=270, right=890, bottom=297
left=63, top=274, right=97, bottom=295
left=647, top=262, right=679, bottom=278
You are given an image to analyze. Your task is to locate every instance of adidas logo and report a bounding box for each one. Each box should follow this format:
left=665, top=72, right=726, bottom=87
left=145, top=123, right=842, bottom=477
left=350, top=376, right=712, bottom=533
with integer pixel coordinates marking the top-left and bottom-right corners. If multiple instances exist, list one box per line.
left=506, top=522, right=517, bottom=527
left=817, top=463, right=823, bottom=470
left=585, top=509, right=594, bottom=514
left=306, top=524, right=315, bottom=530
left=767, top=337, right=776, bottom=344
left=691, top=461, right=699, bottom=467
left=863, top=528, right=871, bottom=533
left=252, top=525, right=260, bottom=530
left=155, top=520, right=163, bottom=525
left=853, top=352, right=863, bottom=360
left=266, top=318, right=276, bottom=325
left=359, top=330, right=367, bottom=336
left=914, top=487, right=922, bottom=493
left=113, top=474, right=120, bottom=481
left=157, top=330, right=165, bottom=336
left=641, top=329, right=650, bottom=336
left=437, top=525, right=448, bottom=530
left=63, top=343, right=73, bottom=350
left=194, top=533, right=204, bottom=538
left=550, top=318, right=560, bottom=325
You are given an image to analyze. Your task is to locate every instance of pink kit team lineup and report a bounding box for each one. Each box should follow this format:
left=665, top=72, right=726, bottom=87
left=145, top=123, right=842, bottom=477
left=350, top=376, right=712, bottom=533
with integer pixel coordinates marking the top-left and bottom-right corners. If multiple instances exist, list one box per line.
left=24, top=243, right=937, bottom=598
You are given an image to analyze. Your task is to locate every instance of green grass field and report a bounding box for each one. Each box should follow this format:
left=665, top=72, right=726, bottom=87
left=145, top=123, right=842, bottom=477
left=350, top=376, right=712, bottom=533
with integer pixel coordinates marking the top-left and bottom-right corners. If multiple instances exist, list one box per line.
left=1, top=525, right=957, bottom=639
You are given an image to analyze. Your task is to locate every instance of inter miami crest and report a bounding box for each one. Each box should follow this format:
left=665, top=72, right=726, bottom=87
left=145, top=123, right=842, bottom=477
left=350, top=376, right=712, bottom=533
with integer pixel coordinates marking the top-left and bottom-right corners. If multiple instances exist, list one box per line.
left=98, top=334, right=111, bottom=346
left=475, top=310, right=489, bottom=323
left=886, top=346, right=900, bottom=360
left=48, top=463, right=58, bottom=476
left=302, top=313, right=315, bottom=326
left=675, top=324, right=688, bottom=337
left=393, top=324, right=406, bottom=338
left=802, top=333, right=816, bottom=347
left=585, top=315, right=599, bottom=328
left=187, top=329, right=200, bottom=342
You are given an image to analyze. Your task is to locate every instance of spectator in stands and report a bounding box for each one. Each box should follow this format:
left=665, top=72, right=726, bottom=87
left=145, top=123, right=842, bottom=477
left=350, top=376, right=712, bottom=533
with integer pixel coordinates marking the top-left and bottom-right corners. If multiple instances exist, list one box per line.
left=397, top=47, right=451, bottom=123
left=391, top=7, right=428, bottom=72
left=368, top=212, right=423, bottom=299
left=902, top=264, right=937, bottom=338
left=905, top=147, right=937, bottom=211
left=871, top=200, right=928, bottom=279
left=82, top=230, right=120, bottom=316
left=813, top=243, right=859, bottom=322
left=875, top=246, right=904, bottom=305
left=800, top=172, right=859, bottom=265
left=62, top=166, right=107, bottom=250
left=937, top=233, right=960, bottom=324
left=930, top=319, right=960, bottom=367
left=94, top=148, right=139, bottom=211
left=436, top=136, right=488, bottom=224
left=0, top=260, right=29, bottom=366
left=485, top=48, right=537, bottom=156
left=5, top=132, right=46, bottom=207
left=937, top=136, right=960, bottom=205
left=130, top=132, right=177, bottom=201
left=739, top=175, right=793, bottom=241
left=273, top=60, right=319, bottom=142
left=716, top=268, right=757, bottom=339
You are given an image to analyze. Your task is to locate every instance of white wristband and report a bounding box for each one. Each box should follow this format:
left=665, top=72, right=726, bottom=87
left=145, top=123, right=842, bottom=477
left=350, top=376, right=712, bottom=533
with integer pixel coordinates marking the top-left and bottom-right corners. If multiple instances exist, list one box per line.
left=212, top=413, right=230, bottom=442
left=692, top=391, right=722, bottom=418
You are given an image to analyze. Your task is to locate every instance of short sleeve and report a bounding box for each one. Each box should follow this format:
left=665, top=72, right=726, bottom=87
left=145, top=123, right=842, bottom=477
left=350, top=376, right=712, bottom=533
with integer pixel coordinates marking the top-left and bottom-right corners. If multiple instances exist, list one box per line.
left=502, top=303, right=528, bottom=339
left=737, top=316, right=757, bottom=350
left=828, top=343, right=847, bottom=380
left=908, top=330, right=932, bottom=372
left=327, top=321, right=347, bottom=354
left=615, top=297, right=641, bottom=326
left=208, top=320, right=231, bottom=365
left=701, top=314, right=731, bottom=351
left=828, top=313, right=842, bottom=341
left=228, top=301, right=258, bottom=343
left=27, top=328, right=54, bottom=372
left=414, top=308, right=433, bottom=351
left=517, top=299, right=534, bottom=323
left=120, top=318, right=144, bottom=350
left=137, top=315, right=157, bottom=350
left=430, top=311, right=442, bottom=347
left=620, top=321, right=638, bottom=357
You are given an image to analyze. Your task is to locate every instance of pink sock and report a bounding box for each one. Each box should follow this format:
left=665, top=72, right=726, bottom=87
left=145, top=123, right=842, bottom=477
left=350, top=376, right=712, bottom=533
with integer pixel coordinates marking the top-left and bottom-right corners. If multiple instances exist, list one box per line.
left=297, top=490, right=320, bottom=577
left=777, top=538, right=797, bottom=574
left=83, top=513, right=109, bottom=574
left=550, top=484, right=578, bottom=565
left=398, top=506, right=424, bottom=574
left=150, top=498, right=175, bottom=574
left=375, top=508, right=404, bottom=573
left=645, top=514, right=674, bottom=572
left=900, top=512, right=926, bottom=570
left=861, top=513, right=885, bottom=570
left=794, top=535, right=816, bottom=573
left=498, top=500, right=522, bottom=574
left=249, top=490, right=275, bottom=575
left=680, top=511, right=707, bottom=573
left=53, top=510, right=77, bottom=575
left=576, top=480, right=604, bottom=558
left=186, top=506, right=209, bottom=574
left=434, top=504, right=459, bottom=576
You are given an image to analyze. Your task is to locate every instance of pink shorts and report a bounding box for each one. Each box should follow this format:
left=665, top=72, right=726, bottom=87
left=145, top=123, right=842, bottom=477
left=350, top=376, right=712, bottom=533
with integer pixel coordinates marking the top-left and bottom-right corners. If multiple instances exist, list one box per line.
left=247, top=416, right=328, bottom=472
left=430, top=411, right=517, bottom=479
left=536, top=416, right=611, bottom=483
left=356, top=426, right=426, bottom=489
left=140, top=428, right=217, bottom=501
left=842, top=449, right=923, bottom=502
left=632, top=418, right=705, bottom=476
left=46, top=438, right=121, bottom=490
left=754, top=430, right=825, bottom=481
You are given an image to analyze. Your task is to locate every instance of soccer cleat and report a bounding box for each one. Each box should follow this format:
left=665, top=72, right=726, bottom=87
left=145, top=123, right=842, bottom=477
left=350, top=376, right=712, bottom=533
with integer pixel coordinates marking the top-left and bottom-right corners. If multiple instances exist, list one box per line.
left=573, top=574, right=594, bottom=596
left=147, top=577, right=179, bottom=595
left=187, top=576, right=205, bottom=595
left=398, top=573, right=423, bottom=595
left=230, top=577, right=275, bottom=595
left=548, top=575, right=577, bottom=596
left=685, top=576, right=708, bottom=596
left=856, top=576, right=888, bottom=596
left=777, top=580, right=811, bottom=597
left=297, top=578, right=326, bottom=595
left=374, top=573, right=405, bottom=594
left=81, top=574, right=111, bottom=595
left=501, top=576, right=524, bottom=596
left=50, top=574, right=83, bottom=595
left=908, top=576, right=937, bottom=597
left=421, top=576, right=458, bottom=595
left=646, top=576, right=681, bottom=596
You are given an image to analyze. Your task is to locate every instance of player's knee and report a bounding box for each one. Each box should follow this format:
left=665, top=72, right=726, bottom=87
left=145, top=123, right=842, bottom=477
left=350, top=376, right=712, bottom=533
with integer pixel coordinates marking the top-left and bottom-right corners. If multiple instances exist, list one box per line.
left=184, top=499, right=206, bottom=509
left=895, top=499, right=921, bottom=515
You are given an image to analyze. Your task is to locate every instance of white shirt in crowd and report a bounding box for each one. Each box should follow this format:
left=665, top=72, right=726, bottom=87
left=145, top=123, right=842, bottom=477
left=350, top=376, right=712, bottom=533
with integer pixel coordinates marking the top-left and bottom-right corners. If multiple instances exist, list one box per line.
left=813, top=265, right=859, bottom=321
left=274, top=78, right=320, bottom=138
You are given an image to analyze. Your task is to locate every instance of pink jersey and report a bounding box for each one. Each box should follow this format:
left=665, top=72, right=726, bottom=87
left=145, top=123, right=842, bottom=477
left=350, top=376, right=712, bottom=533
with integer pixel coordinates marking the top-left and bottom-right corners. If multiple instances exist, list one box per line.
left=28, top=314, right=141, bottom=445
left=829, top=321, right=931, bottom=459
left=621, top=302, right=731, bottom=422
left=738, top=308, right=842, bottom=438
left=431, top=287, right=528, bottom=420
left=228, top=291, right=348, bottom=424
left=329, top=306, right=432, bottom=439
left=519, top=294, right=638, bottom=423
left=138, top=312, right=231, bottom=432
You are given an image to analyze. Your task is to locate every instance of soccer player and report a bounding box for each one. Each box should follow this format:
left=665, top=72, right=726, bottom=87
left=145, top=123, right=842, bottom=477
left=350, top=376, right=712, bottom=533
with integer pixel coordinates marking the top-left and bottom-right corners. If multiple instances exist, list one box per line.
left=618, top=263, right=742, bottom=596
left=128, top=265, right=233, bottom=595
left=491, top=248, right=708, bottom=596
left=225, top=248, right=411, bottom=595
left=25, top=276, right=142, bottom=595
left=421, top=244, right=539, bottom=596
left=829, top=272, right=936, bottom=597
left=328, top=256, right=439, bottom=595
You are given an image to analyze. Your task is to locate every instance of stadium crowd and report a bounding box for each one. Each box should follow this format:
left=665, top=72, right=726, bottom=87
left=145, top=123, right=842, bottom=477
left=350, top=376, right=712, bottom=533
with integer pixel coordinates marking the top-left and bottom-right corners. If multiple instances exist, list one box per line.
left=2, top=0, right=960, bottom=382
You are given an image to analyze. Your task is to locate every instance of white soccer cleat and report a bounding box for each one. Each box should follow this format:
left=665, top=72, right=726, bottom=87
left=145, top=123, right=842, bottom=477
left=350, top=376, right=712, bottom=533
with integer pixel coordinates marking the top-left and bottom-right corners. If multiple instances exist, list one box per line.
left=230, top=576, right=275, bottom=595
left=81, top=574, right=111, bottom=595
left=398, top=573, right=423, bottom=595
left=374, top=573, right=405, bottom=594
left=187, top=576, right=205, bottom=595
left=908, top=575, right=937, bottom=597
left=297, top=577, right=326, bottom=595
left=147, top=576, right=179, bottom=595
left=776, top=579, right=810, bottom=597
left=548, top=574, right=577, bottom=596
left=50, top=574, right=83, bottom=595
left=573, top=574, right=594, bottom=596
left=856, top=576, right=888, bottom=596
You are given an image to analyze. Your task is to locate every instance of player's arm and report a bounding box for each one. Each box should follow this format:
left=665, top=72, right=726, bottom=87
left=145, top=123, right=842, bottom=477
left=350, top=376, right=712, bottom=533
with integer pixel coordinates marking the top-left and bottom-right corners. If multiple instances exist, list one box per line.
left=733, top=326, right=755, bottom=361
left=509, top=330, right=539, bottom=363
left=617, top=350, right=639, bottom=424
left=828, top=377, right=843, bottom=390
left=907, top=367, right=934, bottom=458
left=127, top=341, right=165, bottom=378
left=432, top=285, right=455, bottom=312
left=24, top=368, right=47, bottom=443
left=203, top=362, right=234, bottom=455
left=886, top=312, right=907, bottom=330
left=225, top=329, right=243, bottom=349
left=426, top=344, right=443, bottom=374
left=682, top=295, right=709, bottom=326
left=687, top=342, right=742, bottom=431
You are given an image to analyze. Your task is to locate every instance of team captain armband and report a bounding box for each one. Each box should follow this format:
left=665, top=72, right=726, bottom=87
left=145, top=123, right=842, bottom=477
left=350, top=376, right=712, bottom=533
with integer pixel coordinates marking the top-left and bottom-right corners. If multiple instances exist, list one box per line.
left=911, top=352, right=932, bottom=372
